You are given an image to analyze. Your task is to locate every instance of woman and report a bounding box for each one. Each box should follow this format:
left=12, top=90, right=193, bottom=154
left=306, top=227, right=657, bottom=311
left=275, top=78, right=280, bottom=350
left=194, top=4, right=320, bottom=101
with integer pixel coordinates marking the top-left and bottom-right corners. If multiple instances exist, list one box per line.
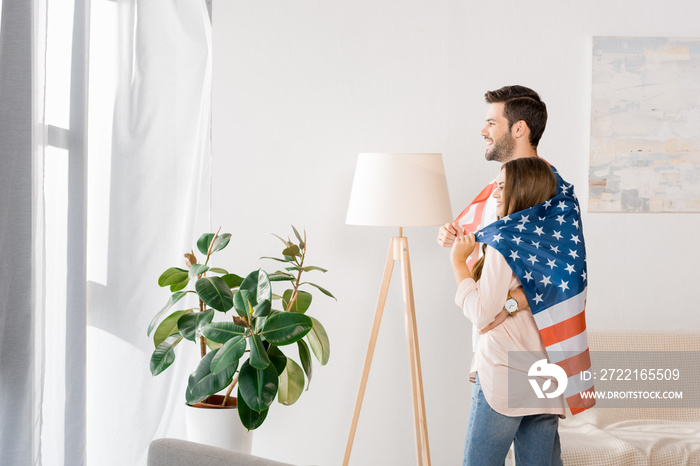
left=450, top=157, right=564, bottom=466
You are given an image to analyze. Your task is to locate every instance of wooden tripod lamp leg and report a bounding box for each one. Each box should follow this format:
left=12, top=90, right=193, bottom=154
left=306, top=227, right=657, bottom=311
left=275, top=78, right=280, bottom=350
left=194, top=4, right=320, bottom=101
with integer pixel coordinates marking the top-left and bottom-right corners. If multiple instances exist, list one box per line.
left=342, top=238, right=397, bottom=466
left=400, top=237, right=431, bottom=466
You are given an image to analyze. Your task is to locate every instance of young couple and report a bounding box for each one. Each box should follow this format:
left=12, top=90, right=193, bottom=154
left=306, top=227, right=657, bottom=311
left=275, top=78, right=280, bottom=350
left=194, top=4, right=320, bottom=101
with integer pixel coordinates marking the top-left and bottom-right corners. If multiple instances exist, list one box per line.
left=439, top=86, right=590, bottom=465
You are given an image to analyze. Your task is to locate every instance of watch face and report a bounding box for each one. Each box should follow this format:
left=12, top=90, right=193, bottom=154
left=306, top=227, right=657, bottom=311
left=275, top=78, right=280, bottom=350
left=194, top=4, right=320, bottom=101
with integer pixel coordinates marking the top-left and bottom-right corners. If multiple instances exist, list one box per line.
left=505, top=298, right=518, bottom=313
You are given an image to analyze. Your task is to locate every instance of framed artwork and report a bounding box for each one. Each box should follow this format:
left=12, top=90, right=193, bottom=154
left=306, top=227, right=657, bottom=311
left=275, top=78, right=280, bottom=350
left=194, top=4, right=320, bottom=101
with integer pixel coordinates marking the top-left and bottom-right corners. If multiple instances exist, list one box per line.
left=589, top=37, right=700, bottom=212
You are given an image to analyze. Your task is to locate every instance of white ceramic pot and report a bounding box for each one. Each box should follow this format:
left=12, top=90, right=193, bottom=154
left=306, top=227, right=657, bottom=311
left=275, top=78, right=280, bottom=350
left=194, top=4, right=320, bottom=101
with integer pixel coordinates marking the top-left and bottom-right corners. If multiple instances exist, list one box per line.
left=185, top=395, right=253, bottom=453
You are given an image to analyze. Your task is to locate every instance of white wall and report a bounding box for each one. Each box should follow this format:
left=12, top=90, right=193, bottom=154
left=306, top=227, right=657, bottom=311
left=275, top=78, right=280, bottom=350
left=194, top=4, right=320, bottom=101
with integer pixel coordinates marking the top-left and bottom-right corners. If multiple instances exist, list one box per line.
left=212, top=1, right=700, bottom=464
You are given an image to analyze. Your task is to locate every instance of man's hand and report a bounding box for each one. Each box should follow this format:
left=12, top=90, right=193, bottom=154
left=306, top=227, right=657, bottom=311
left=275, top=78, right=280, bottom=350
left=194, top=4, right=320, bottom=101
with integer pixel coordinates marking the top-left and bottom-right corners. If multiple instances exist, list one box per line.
left=479, top=309, right=508, bottom=334
left=437, top=221, right=462, bottom=247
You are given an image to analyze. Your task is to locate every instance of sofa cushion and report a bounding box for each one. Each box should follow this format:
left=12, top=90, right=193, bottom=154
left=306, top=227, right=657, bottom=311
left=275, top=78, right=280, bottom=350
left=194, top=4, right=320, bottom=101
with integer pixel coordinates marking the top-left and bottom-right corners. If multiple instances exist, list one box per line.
left=148, top=438, right=296, bottom=466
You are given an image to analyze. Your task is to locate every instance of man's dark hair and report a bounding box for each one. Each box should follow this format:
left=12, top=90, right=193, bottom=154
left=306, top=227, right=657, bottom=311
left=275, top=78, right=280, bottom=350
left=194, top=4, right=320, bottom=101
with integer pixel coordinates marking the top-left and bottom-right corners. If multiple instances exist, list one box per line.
left=484, top=85, right=547, bottom=149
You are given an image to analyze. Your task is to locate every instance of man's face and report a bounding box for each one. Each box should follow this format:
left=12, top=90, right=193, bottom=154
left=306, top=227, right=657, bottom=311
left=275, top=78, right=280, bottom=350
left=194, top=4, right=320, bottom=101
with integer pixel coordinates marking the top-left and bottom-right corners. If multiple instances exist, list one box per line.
left=481, top=103, right=515, bottom=162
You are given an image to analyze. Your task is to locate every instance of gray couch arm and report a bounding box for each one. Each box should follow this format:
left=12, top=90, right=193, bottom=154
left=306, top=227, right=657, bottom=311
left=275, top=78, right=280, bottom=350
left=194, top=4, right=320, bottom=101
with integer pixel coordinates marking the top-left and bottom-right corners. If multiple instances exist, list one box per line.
left=148, top=438, right=297, bottom=466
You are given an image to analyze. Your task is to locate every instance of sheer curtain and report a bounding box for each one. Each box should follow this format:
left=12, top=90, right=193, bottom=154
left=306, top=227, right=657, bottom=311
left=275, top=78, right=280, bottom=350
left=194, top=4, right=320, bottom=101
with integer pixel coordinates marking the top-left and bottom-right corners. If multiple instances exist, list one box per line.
left=85, top=1, right=212, bottom=465
left=0, top=0, right=212, bottom=464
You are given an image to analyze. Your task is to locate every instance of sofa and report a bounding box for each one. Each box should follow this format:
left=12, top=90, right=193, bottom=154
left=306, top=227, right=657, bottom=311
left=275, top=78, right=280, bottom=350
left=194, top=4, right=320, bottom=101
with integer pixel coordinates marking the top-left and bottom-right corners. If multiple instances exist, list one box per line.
left=148, top=438, right=296, bottom=466
left=559, top=332, right=700, bottom=465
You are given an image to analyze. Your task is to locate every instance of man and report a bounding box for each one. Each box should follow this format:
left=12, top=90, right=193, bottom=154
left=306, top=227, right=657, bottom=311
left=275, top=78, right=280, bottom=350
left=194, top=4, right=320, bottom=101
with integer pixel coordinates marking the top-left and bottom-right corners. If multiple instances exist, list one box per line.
left=443, top=85, right=595, bottom=417
left=438, top=85, right=547, bottom=249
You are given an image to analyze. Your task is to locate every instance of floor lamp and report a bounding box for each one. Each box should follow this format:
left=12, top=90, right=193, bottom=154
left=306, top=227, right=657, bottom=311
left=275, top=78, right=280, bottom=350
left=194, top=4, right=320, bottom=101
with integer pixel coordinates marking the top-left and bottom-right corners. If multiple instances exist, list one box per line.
left=344, top=153, right=453, bottom=466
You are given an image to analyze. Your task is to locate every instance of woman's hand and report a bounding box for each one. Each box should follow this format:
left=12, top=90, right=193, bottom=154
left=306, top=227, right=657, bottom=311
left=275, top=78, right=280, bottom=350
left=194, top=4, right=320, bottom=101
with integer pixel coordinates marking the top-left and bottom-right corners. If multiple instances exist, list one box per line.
left=450, top=233, right=476, bottom=264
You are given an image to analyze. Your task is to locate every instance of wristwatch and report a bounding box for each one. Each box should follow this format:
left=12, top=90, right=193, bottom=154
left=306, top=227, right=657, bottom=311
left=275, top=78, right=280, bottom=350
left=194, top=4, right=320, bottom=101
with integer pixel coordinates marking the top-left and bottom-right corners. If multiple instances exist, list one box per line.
left=505, top=292, right=519, bottom=315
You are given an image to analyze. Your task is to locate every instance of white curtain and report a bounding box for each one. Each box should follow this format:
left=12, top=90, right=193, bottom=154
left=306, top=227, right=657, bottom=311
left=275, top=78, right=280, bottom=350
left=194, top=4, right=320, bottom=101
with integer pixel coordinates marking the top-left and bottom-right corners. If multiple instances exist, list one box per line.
left=0, top=0, right=212, bottom=464
left=85, top=1, right=212, bottom=465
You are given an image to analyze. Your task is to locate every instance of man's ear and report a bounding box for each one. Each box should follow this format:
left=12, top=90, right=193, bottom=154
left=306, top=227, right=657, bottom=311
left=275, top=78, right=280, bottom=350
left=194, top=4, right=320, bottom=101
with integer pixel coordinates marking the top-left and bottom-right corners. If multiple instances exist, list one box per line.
left=511, top=120, right=529, bottom=140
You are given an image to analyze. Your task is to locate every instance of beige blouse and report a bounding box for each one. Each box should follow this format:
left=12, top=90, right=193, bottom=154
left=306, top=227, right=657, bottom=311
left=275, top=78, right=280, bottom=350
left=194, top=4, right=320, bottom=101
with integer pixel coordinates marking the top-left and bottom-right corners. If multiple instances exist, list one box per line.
left=456, top=245, right=565, bottom=417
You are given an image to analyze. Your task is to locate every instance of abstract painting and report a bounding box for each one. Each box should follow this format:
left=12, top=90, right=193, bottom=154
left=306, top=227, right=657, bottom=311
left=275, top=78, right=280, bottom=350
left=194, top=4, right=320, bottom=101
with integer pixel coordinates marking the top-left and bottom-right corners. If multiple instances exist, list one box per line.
left=589, top=37, right=700, bottom=212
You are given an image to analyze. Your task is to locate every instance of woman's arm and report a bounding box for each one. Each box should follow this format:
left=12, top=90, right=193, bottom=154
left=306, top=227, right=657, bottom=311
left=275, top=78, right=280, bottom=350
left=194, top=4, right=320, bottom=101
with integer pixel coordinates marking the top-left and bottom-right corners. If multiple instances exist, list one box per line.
left=452, top=244, right=512, bottom=329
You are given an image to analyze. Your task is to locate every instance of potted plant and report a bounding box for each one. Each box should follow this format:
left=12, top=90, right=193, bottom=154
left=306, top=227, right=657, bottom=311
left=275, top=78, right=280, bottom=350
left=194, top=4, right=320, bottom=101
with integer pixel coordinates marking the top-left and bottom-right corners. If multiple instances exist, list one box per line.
left=147, top=226, right=334, bottom=447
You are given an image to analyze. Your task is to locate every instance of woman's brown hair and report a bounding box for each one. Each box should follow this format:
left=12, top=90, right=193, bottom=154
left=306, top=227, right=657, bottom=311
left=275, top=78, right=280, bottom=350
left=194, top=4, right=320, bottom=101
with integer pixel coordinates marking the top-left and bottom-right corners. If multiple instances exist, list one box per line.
left=471, top=157, right=556, bottom=281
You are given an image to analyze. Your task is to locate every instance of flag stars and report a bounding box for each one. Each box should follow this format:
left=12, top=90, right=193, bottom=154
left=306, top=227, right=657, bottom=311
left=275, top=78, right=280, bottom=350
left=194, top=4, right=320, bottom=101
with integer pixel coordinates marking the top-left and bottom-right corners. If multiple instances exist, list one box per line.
left=552, top=230, right=563, bottom=240
left=546, top=258, right=558, bottom=269
left=572, top=219, right=580, bottom=230
left=515, top=223, right=527, bottom=232
left=527, top=254, right=539, bottom=265
left=509, top=250, right=520, bottom=261
left=574, top=204, right=580, bottom=214
left=523, top=271, right=534, bottom=283
left=512, top=236, right=523, bottom=246
left=492, top=233, right=503, bottom=243
left=582, top=270, right=587, bottom=281
left=571, top=234, right=581, bottom=244
left=519, top=215, right=530, bottom=224
left=565, top=263, right=576, bottom=275
left=558, top=280, right=570, bottom=292
left=555, top=215, right=566, bottom=225
left=540, top=275, right=552, bottom=287
left=550, top=245, right=560, bottom=254
left=557, top=201, right=567, bottom=211
left=543, top=199, right=553, bottom=209
left=533, top=293, right=544, bottom=304
left=501, top=215, right=512, bottom=224
left=560, top=184, right=569, bottom=195
left=531, top=241, right=541, bottom=249
left=539, top=216, right=546, bottom=221
left=534, top=226, right=545, bottom=236
left=568, top=249, right=579, bottom=259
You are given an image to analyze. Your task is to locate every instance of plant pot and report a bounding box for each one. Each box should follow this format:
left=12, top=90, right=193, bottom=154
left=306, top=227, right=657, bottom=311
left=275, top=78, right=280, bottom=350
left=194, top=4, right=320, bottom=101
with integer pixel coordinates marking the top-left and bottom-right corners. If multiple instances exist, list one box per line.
left=185, top=395, right=253, bottom=453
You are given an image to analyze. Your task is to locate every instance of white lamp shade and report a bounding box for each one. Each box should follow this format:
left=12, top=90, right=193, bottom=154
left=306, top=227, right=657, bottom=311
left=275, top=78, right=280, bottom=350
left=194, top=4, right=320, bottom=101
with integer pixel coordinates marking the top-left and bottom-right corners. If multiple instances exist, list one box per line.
left=346, top=153, right=453, bottom=227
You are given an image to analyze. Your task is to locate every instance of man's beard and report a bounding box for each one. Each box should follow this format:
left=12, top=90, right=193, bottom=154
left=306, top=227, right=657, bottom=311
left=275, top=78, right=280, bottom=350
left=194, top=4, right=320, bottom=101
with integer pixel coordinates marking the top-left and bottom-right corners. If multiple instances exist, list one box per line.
left=485, top=133, right=515, bottom=162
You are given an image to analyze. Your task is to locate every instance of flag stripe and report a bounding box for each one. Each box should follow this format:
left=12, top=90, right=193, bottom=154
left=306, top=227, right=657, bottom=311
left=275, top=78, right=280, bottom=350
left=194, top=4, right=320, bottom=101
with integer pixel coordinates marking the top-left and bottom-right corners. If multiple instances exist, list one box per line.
left=567, top=387, right=596, bottom=415
left=563, top=370, right=595, bottom=399
left=533, top=289, right=586, bottom=328
left=555, top=348, right=592, bottom=379
left=544, top=330, right=589, bottom=359
left=455, top=182, right=496, bottom=233
left=540, top=309, right=587, bottom=347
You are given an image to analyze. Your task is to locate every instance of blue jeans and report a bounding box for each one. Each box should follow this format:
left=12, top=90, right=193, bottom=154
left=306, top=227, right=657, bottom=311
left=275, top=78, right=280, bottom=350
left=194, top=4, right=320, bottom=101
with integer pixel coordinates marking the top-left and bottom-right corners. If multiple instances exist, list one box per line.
left=463, top=374, right=562, bottom=466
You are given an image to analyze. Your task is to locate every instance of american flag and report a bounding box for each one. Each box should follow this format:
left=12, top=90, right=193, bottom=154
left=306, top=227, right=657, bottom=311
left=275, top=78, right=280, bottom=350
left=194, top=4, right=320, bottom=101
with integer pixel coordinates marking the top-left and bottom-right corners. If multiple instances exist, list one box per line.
left=463, top=166, right=595, bottom=414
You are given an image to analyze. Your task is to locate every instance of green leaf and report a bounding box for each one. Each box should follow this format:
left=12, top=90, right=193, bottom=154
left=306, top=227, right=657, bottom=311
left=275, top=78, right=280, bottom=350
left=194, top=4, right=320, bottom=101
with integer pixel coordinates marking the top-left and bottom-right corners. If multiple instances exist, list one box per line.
left=291, top=225, right=305, bottom=249
left=178, top=309, right=215, bottom=341
left=188, top=264, right=210, bottom=279
left=307, top=316, right=330, bottom=365
left=153, top=309, right=191, bottom=347
left=303, top=282, right=336, bottom=300
left=210, top=335, right=246, bottom=375
left=222, top=273, right=244, bottom=288
left=286, top=266, right=327, bottom=273
left=211, top=233, right=232, bottom=253
left=147, top=291, right=189, bottom=336
left=195, top=276, right=234, bottom=312
left=278, top=358, right=305, bottom=406
left=253, top=299, right=271, bottom=318
left=205, top=339, right=223, bottom=351
left=196, top=233, right=215, bottom=255
left=201, top=321, right=248, bottom=344
left=268, top=271, right=295, bottom=282
left=169, top=278, right=190, bottom=293
left=237, top=389, right=268, bottom=431
left=282, top=245, right=300, bottom=257
left=267, top=345, right=288, bottom=375
left=238, top=360, right=278, bottom=412
left=260, top=256, right=294, bottom=263
left=261, top=312, right=313, bottom=346
left=271, top=233, right=290, bottom=246
left=298, top=339, right=313, bottom=390
left=158, top=267, right=189, bottom=287
left=282, top=289, right=312, bottom=313
left=150, top=334, right=183, bottom=376
left=209, top=267, right=228, bottom=274
left=233, top=289, right=256, bottom=318
left=188, top=348, right=237, bottom=398
left=249, top=334, right=270, bottom=369
left=256, top=270, right=271, bottom=302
